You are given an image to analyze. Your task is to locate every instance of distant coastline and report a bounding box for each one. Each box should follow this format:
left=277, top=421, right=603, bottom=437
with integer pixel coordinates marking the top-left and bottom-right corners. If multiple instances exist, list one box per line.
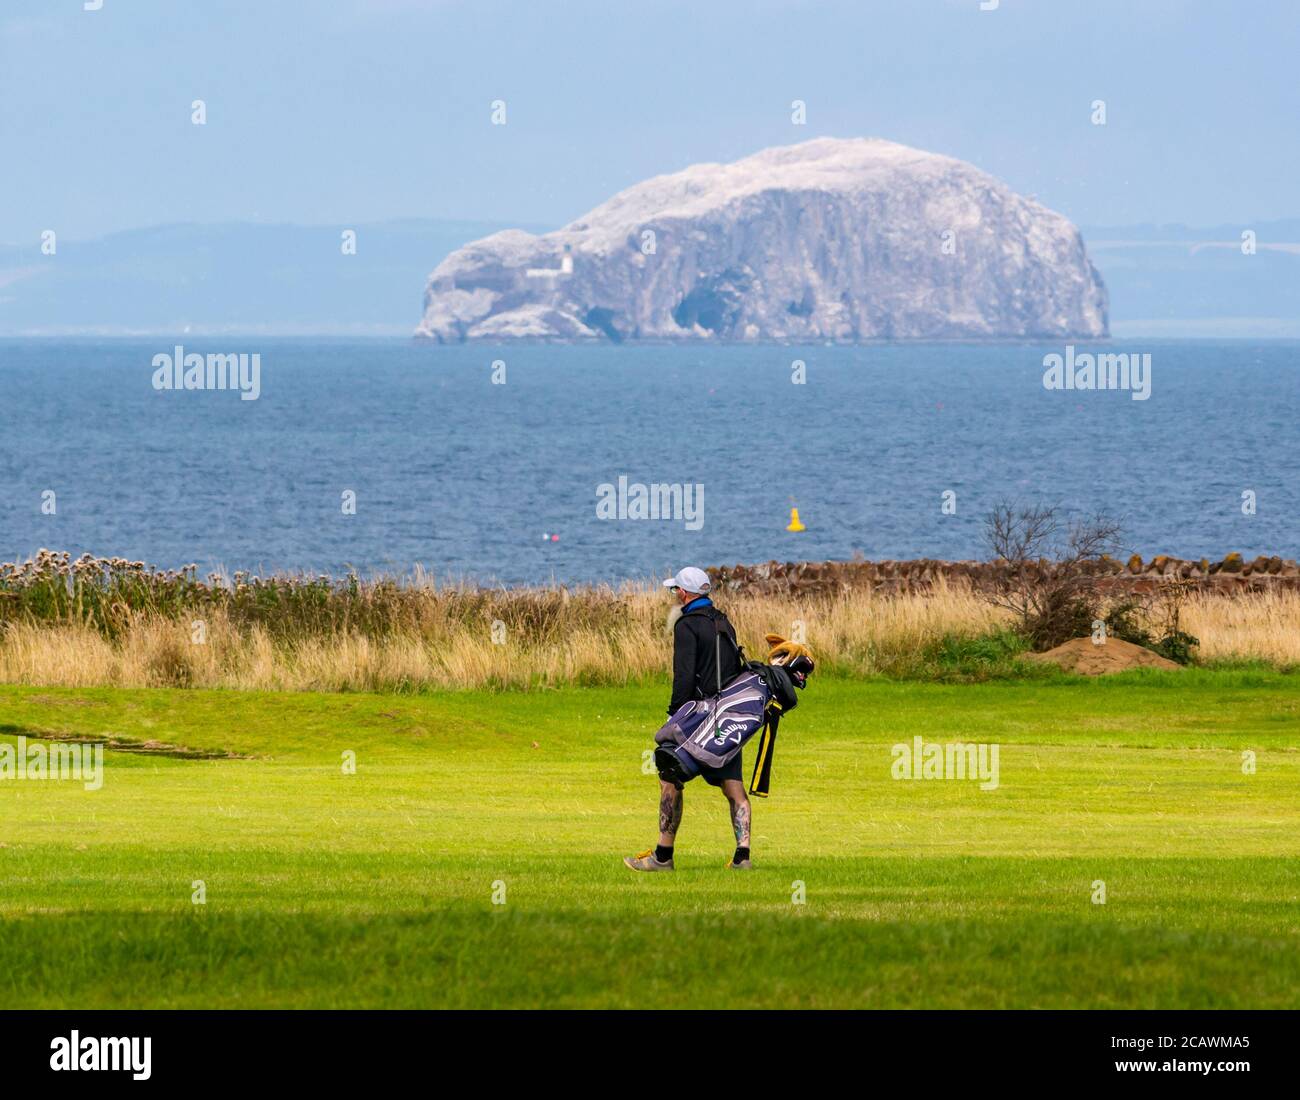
left=4, top=217, right=1299, bottom=338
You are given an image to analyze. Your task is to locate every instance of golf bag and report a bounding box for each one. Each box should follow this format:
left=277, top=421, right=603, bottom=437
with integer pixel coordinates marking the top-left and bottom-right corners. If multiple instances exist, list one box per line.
left=653, top=669, right=769, bottom=779
left=653, top=614, right=807, bottom=795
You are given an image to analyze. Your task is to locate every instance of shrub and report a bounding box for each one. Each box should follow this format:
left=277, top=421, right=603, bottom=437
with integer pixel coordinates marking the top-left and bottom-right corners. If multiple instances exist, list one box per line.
left=981, top=502, right=1123, bottom=651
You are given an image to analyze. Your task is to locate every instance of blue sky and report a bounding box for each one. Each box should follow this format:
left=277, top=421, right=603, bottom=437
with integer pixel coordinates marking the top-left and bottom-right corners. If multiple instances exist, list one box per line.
left=3, top=0, right=1297, bottom=242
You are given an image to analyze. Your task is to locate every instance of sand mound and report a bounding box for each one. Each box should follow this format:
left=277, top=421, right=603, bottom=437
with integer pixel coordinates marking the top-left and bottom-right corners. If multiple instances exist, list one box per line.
left=1025, top=636, right=1182, bottom=675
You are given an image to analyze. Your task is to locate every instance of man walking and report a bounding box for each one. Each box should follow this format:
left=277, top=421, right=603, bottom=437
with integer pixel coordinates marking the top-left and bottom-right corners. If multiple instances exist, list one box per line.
left=624, top=566, right=752, bottom=873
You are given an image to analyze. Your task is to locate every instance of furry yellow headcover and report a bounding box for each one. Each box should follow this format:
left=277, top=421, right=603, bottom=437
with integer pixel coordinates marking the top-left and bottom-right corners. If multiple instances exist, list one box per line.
left=765, top=633, right=813, bottom=666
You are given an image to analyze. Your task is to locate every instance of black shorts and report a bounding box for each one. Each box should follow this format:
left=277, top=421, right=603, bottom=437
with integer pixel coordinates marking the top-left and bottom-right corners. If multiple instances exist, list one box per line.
left=698, top=752, right=743, bottom=788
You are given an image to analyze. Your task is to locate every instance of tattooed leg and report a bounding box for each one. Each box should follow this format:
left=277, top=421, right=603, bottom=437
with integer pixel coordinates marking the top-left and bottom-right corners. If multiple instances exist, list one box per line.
left=723, top=779, right=751, bottom=847
left=658, top=780, right=683, bottom=845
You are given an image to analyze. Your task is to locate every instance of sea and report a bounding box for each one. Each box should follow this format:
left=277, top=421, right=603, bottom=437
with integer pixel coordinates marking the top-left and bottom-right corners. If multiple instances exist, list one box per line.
left=1, top=338, right=1296, bottom=586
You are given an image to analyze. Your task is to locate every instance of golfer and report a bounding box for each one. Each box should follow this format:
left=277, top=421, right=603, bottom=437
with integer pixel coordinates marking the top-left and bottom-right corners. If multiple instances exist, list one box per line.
left=624, top=566, right=752, bottom=872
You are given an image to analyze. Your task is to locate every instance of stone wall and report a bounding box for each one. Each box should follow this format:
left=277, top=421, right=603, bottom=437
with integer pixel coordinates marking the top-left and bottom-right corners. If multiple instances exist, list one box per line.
left=708, top=554, right=1300, bottom=597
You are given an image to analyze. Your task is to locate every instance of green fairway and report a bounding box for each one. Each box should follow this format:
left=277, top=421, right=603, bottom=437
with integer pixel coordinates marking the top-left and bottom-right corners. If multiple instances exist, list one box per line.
left=1, top=671, right=1298, bottom=1008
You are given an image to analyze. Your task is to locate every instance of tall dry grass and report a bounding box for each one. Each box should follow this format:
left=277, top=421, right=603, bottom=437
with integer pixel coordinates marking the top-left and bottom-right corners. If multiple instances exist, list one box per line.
left=1, top=574, right=1295, bottom=693
left=2, top=551, right=1295, bottom=690
left=1183, top=590, right=1300, bottom=666
left=0, top=574, right=1003, bottom=692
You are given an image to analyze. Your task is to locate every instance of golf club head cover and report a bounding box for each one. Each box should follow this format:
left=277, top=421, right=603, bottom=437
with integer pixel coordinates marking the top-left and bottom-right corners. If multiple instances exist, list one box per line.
left=765, top=633, right=813, bottom=666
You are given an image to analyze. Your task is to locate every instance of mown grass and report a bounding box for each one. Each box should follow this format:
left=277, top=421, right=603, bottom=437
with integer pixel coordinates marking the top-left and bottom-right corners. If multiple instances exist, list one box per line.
left=1, top=670, right=1297, bottom=1008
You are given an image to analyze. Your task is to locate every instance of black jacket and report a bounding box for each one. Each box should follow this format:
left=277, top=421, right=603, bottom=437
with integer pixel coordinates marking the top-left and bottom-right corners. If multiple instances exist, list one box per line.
left=669, top=603, right=743, bottom=716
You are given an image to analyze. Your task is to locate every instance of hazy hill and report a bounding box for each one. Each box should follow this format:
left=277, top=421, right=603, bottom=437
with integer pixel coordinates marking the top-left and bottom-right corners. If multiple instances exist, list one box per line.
left=0, top=220, right=537, bottom=336
left=1080, top=220, right=1300, bottom=337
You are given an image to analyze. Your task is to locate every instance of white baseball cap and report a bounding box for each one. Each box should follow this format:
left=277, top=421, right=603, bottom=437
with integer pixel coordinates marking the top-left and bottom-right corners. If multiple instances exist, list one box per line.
left=662, top=566, right=711, bottom=593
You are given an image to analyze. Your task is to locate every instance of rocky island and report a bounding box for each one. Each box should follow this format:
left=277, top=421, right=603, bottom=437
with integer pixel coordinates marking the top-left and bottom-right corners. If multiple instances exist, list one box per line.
left=416, top=137, right=1108, bottom=343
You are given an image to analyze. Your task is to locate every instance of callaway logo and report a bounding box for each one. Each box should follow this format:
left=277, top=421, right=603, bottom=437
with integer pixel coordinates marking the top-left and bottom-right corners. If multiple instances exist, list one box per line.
left=713, top=720, right=747, bottom=745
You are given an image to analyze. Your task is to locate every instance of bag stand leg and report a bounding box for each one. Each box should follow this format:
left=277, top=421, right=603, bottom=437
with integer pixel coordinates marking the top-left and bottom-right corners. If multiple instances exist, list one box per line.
left=748, top=713, right=780, bottom=797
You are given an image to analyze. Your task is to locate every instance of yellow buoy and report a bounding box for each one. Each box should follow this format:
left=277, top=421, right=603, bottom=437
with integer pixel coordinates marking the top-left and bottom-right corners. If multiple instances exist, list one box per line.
left=786, top=507, right=806, bottom=532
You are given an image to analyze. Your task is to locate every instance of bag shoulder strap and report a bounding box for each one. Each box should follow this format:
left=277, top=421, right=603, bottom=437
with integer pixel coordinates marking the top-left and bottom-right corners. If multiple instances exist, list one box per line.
left=683, top=606, right=746, bottom=696
left=714, top=615, right=723, bottom=694
left=708, top=609, right=745, bottom=692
